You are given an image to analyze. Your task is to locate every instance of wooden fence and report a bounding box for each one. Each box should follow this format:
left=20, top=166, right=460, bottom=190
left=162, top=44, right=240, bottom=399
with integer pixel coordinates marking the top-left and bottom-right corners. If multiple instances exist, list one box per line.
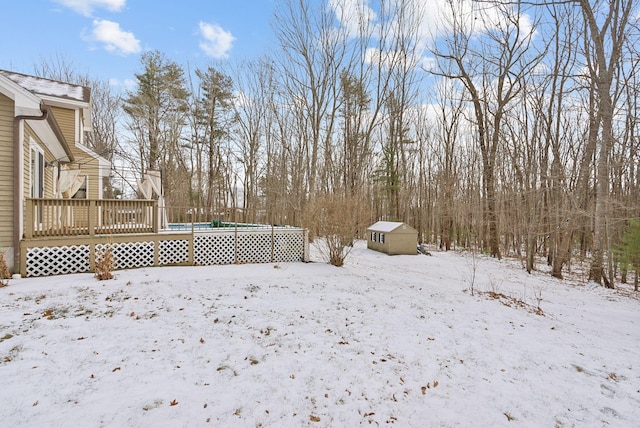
left=25, top=198, right=158, bottom=238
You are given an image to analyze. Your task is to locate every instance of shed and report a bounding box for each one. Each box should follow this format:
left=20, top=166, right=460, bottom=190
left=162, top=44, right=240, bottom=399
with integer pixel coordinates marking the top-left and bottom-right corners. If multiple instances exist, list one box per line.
left=367, top=221, right=418, bottom=255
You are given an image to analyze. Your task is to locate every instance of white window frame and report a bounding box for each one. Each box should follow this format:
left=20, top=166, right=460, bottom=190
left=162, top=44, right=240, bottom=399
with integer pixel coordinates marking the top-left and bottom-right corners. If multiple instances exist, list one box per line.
left=30, top=140, right=45, bottom=225
left=30, top=140, right=44, bottom=199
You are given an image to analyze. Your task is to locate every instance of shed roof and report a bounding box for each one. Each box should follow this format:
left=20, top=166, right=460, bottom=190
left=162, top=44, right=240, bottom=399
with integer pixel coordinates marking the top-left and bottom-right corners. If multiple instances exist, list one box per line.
left=367, top=221, right=408, bottom=233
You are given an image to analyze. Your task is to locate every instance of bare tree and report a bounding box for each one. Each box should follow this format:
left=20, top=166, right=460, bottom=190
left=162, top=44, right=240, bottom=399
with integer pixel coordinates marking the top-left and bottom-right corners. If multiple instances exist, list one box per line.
left=432, top=0, right=542, bottom=259
left=232, top=58, right=275, bottom=223
left=432, top=80, right=465, bottom=251
left=579, top=0, right=635, bottom=287
left=273, top=0, right=347, bottom=201
left=85, top=78, right=121, bottom=198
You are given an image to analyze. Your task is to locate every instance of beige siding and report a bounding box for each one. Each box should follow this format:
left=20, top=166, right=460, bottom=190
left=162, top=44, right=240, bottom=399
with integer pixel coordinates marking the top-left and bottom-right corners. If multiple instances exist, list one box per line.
left=387, top=231, right=417, bottom=255
left=367, top=225, right=417, bottom=256
left=0, top=94, right=14, bottom=246
left=23, top=125, right=56, bottom=198
left=367, top=234, right=388, bottom=254
left=84, top=157, right=100, bottom=199
left=50, top=106, right=102, bottom=199
left=50, top=106, right=75, bottom=145
left=23, top=125, right=62, bottom=235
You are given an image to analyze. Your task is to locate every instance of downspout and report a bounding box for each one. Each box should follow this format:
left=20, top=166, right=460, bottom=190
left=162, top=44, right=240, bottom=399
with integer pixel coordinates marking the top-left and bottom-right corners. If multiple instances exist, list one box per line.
left=12, top=104, right=50, bottom=274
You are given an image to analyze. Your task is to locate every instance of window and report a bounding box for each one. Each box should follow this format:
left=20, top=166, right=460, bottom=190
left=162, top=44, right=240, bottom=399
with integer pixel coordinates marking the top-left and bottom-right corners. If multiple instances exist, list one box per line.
left=380, top=233, right=385, bottom=244
left=72, top=175, right=88, bottom=199
left=30, top=142, right=44, bottom=199
left=371, top=232, right=377, bottom=242
left=30, top=141, right=45, bottom=224
left=30, top=143, right=44, bottom=198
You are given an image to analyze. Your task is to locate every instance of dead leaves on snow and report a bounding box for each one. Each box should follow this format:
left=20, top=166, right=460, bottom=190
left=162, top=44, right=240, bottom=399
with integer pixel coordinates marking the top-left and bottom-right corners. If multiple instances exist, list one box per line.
left=363, top=411, right=400, bottom=425
left=478, top=290, right=545, bottom=316
left=421, top=380, right=440, bottom=395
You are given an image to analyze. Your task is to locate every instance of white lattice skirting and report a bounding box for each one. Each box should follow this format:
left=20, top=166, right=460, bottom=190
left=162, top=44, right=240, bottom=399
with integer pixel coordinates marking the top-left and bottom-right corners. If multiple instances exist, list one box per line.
left=25, top=228, right=306, bottom=277
left=26, top=245, right=90, bottom=277
left=194, top=229, right=305, bottom=265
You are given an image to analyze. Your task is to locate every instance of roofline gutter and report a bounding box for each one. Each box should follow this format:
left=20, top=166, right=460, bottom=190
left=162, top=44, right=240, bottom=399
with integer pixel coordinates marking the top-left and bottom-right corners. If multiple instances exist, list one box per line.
left=11, top=103, right=74, bottom=274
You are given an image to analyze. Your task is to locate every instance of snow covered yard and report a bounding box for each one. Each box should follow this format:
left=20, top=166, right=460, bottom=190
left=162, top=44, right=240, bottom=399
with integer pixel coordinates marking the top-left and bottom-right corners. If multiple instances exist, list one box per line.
left=1, top=242, right=638, bottom=427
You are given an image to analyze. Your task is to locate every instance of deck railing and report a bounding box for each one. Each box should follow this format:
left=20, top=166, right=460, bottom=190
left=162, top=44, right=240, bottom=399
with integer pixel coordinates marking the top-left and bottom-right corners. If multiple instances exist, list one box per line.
left=25, top=198, right=158, bottom=238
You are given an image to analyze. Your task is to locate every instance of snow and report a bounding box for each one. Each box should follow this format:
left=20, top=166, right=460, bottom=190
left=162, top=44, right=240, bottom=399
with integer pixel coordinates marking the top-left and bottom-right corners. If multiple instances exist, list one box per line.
left=0, top=70, right=88, bottom=103
left=368, top=221, right=406, bottom=233
left=1, top=241, right=639, bottom=427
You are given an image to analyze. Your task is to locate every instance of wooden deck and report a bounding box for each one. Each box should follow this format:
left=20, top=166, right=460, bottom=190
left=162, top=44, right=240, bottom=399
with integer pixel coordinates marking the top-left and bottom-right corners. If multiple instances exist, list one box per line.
left=25, top=198, right=159, bottom=238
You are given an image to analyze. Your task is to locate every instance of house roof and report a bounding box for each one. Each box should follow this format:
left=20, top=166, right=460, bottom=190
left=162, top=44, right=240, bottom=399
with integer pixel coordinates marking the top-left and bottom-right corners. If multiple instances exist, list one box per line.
left=368, top=221, right=407, bottom=233
left=0, top=69, right=90, bottom=104
left=0, top=71, right=75, bottom=162
left=0, top=72, right=42, bottom=116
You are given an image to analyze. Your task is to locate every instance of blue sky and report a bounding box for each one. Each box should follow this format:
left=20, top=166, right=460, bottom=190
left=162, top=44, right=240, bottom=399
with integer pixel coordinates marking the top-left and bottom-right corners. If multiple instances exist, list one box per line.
left=1, top=0, right=276, bottom=87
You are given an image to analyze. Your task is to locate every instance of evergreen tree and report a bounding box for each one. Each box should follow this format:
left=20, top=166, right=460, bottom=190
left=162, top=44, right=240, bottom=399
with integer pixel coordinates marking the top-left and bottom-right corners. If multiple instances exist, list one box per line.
left=123, top=50, right=189, bottom=173
left=615, top=220, right=640, bottom=291
left=123, top=51, right=189, bottom=210
left=194, top=66, right=234, bottom=212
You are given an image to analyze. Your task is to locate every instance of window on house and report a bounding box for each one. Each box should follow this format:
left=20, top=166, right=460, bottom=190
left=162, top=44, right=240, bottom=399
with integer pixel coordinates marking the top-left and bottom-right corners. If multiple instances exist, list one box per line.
left=30, top=141, right=45, bottom=224
left=72, top=175, right=88, bottom=199
left=380, top=233, right=385, bottom=244
left=30, top=142, right=44, bottom=199
left=371, top=232, right=376, bottom=242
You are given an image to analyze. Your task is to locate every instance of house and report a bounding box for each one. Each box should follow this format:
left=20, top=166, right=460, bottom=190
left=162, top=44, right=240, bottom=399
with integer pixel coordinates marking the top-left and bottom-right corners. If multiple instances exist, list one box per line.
left=367, top=221, right=418, bottom=255
left=0, top=69, right=110, bottom=273
left=0, top=70, right=309, bottom=278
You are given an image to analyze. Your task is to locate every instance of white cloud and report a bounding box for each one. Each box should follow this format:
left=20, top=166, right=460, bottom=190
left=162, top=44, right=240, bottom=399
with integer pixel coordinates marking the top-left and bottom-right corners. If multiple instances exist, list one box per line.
left=428, top=0, right=536, bottom=40
left=108, top=78, right=137, bottom=91
left=198, top=22, right=235, bottom=59
left=53, top=0, right=125, bottom=17
left=89, top=19, right=140, bottom=55
left=329, top=0, right=377, bottom=37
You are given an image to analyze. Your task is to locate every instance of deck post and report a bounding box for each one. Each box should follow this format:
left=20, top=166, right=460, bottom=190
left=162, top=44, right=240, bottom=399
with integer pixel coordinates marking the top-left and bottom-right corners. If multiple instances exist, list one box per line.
left=88, top=200, right=95, bottom=236
left=25, top=199, right=34, bottom=239
left=153, top=200, right=159, bottom=233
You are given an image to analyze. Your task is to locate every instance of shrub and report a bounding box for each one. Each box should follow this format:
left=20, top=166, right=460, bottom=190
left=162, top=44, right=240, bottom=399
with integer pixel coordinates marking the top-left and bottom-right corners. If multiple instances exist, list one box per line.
left=95, top=247, right=114, bottom=280
left=0, top=251, right=10, bottom=286
left=303, top=194, right=364, bottom=267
